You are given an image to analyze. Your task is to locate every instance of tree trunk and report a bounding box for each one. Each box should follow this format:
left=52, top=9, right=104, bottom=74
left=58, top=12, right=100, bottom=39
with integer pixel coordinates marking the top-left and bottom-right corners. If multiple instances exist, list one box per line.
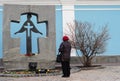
left=82, top=56, right=92, bottom=67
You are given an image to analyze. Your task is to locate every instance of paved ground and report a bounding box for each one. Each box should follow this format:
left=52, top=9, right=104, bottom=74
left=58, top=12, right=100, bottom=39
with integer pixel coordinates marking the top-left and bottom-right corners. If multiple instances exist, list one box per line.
left=0, top=65, right=120, bottom=81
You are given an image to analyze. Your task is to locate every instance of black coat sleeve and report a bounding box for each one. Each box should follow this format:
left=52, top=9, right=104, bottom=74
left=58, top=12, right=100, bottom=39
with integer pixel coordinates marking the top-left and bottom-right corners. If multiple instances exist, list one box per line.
left=59, top=43, right=64, bottom=53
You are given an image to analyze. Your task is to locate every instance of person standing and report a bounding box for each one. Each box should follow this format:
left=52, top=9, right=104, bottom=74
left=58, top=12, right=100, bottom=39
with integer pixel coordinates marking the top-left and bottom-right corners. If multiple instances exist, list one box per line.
left=59, top=36, right=71, bottom=77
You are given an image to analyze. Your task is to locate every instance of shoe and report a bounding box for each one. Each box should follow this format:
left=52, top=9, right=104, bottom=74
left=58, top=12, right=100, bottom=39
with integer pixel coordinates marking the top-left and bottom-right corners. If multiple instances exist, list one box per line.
left=62, top=75, right=65, bottom=77
left=62, top=75, right=70, bottom=78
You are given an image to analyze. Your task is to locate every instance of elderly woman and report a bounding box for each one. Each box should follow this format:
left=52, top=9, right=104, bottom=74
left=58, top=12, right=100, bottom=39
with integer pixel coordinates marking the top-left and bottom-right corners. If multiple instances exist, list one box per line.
left=59, top=36, right=71, bottom=78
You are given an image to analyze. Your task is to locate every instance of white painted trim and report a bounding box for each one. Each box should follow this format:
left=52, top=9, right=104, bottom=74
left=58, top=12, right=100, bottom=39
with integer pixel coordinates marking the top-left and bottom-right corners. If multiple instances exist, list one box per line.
left=62, top=5, right=75, bottom=35
left=75, top=1, right=120, bottom=5
left=0, top=1, right=61, bottom=6
left=56, top=8, right=120, bottom=11
left=1, top=1, right=120, bottom=5
left=62, top=5, right=76, bottom=56
left=75, top=8, right=120, bottom=10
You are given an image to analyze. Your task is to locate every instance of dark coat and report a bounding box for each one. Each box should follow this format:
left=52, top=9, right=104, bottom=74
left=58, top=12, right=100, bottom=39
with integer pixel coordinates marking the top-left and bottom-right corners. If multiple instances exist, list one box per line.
left=59, top=41, right=71, bottom=61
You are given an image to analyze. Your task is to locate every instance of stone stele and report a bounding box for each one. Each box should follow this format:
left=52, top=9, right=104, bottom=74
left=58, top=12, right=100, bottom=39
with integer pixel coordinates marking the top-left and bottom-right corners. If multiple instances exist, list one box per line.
left=3, top=4, right=56, bottom=70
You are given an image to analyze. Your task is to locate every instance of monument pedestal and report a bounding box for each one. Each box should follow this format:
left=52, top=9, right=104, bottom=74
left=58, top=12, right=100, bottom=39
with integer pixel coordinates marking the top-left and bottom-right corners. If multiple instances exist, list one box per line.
left=3, top=46, right=56, bottom=70
left=4, top=60, right=56, bottom=70
left=0, top=59, right=4, bottom=71
left=3, top=4, right=56, bottom=70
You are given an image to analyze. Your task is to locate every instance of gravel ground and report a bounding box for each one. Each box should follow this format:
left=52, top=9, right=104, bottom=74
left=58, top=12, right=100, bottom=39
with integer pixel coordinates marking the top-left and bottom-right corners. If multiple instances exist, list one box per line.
left=0, top=65, right=120, bottom=81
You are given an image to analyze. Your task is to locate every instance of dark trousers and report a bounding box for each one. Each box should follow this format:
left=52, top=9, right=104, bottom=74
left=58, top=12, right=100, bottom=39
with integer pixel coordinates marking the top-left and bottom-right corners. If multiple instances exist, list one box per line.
left=61, top=61, right=70, bottom=77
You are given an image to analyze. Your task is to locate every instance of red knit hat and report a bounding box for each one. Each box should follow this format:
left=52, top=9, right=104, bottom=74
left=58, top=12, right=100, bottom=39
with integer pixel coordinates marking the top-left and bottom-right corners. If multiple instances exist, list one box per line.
left=63, top=36, right=69, bottom=41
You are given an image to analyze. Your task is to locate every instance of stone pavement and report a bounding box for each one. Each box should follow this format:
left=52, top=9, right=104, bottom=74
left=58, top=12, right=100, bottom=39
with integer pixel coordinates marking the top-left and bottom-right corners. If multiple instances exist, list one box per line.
left=0, top=65, right=120, bottom=81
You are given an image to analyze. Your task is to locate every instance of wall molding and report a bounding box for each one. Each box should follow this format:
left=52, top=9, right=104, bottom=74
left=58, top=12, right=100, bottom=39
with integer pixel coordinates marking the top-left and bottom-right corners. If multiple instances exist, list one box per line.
left=0, top=0, right=120, bottom=6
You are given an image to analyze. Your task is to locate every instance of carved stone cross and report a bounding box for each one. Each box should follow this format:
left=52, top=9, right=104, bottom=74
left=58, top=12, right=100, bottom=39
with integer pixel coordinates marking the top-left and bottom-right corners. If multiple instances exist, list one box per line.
left=11, top=13, right=47, bottom=54
left=24, top=23, right=33, bottom=37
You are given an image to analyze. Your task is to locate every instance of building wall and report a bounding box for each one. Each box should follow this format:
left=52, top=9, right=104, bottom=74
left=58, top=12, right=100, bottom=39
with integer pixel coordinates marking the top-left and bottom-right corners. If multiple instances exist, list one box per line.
left=0, top=7, right=3, bottom=58
left=0, top=1, right=120, bottom=58
left=75, top=5, right=120, bottom=56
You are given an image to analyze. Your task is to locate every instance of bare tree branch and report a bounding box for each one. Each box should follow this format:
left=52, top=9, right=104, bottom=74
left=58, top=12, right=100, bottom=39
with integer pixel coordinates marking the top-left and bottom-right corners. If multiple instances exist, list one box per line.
left=66, top=21, right=110, bottom=67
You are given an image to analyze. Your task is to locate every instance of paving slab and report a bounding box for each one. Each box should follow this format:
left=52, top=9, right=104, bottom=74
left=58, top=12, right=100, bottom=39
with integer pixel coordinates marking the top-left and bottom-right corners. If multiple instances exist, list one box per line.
left=0, top=65, right=120, bottom=81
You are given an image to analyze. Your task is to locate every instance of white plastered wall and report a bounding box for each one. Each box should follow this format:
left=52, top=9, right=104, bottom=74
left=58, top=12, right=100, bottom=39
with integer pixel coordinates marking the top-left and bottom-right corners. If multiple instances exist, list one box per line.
left=62, top=5, right=76, bottom=56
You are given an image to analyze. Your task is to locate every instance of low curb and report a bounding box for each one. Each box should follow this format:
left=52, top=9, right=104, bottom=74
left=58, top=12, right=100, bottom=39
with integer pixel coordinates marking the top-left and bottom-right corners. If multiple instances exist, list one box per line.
left=0, top=66, right=81, bottom=77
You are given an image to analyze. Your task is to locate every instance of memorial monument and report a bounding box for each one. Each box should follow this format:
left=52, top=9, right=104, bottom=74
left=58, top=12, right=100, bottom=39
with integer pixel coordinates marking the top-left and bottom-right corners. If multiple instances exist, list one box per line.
left=3, top=4, right=56, bottom=70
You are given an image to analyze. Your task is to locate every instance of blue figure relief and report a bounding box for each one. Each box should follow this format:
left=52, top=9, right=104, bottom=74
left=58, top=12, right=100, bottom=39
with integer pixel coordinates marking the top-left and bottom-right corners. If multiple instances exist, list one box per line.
left=11, top=13, right=47, bottom=55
